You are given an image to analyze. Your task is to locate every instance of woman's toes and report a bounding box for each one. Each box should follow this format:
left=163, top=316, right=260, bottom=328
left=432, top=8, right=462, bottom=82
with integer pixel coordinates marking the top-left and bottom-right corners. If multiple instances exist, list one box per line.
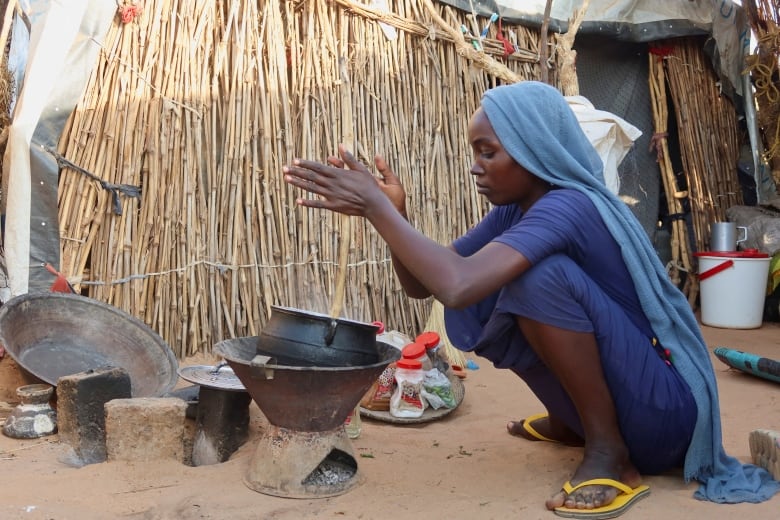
left=507, top=420, right=523, bottom=435
left=545, top=490, right=567, bottom=510
left=565, top=486, right=616, bottom=510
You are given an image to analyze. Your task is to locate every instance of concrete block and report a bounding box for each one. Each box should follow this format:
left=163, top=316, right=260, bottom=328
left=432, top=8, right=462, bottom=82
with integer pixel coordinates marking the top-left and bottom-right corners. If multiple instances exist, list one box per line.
left=105, top=397, right=187, bottom=463
left=56, top=367, right=132, bottom=464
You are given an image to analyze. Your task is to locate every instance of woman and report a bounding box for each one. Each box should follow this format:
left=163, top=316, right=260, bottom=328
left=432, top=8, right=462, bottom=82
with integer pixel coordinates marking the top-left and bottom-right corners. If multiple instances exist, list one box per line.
left=283, top=81, right=778, bottom=516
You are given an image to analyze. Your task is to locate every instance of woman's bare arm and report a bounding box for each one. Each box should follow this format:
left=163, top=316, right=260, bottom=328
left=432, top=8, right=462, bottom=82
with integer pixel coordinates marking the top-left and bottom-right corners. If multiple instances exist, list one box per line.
left=284, top=145, right=532, bottom=308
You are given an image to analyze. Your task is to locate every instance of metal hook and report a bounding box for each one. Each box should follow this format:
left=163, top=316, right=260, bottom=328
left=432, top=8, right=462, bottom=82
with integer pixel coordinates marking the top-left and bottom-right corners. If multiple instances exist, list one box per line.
left=211, top=361, right=229, bottom=374
left=324, top=319, right=338, bottom=345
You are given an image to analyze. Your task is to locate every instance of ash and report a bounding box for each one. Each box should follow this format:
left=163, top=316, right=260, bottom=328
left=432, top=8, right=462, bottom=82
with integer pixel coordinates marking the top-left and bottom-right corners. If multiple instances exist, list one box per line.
left=302, top=460, right=356, bottom=487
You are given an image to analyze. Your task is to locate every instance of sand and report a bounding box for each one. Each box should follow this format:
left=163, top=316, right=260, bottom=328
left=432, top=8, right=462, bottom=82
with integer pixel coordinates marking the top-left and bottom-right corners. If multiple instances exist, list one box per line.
left=0, top=321, right=778, bottom=520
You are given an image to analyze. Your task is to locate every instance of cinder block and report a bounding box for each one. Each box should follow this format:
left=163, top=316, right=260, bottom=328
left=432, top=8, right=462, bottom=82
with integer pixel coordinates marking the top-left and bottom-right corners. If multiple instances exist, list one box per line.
left=57, top=367, right=132, bottom=464
left=105, top=397, right=187, bottom=463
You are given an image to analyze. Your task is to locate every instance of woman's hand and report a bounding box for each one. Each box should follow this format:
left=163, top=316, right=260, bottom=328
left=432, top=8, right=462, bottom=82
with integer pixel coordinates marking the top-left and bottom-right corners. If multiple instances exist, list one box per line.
left=283, top=144, right=406, bottom=217
left=373, top=154, right=407, bottom=216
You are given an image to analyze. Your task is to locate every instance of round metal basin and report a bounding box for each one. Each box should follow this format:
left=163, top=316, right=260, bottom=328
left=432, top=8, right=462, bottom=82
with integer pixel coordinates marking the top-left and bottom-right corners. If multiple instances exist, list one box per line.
left=0, top=292, right=179, bottom=397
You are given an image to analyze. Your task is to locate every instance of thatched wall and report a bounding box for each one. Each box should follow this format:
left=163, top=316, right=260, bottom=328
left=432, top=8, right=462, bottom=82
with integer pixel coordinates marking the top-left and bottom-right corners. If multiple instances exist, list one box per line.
left=56, top=0, right=555, bottom=358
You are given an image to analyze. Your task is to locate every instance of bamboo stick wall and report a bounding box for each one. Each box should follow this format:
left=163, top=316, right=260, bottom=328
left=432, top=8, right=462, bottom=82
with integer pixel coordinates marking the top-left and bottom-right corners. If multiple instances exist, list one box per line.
left=56, top=0, right=550, bottom=358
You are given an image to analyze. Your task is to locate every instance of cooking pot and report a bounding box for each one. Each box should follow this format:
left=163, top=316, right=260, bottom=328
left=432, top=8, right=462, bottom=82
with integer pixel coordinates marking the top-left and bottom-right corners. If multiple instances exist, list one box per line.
left=257, top=306, right=380, bottom=367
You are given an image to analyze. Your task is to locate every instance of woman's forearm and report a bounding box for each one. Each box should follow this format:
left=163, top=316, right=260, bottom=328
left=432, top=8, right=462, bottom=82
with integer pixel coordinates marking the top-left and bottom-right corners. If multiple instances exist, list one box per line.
left=390, top=249, right=433, bottom=299
left=365, top=198, right=482, bottom=308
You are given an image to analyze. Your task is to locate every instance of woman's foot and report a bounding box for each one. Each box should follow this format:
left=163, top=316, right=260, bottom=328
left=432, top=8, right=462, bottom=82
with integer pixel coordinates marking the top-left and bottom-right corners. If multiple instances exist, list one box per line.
left=545, top=445, right=642, bottom=511
left=506, top=413, right=584, bottom=446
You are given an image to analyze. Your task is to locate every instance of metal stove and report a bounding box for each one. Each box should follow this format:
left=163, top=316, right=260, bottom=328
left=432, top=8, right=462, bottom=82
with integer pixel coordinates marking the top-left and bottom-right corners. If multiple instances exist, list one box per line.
left=214, top=309, right=399, bottom=498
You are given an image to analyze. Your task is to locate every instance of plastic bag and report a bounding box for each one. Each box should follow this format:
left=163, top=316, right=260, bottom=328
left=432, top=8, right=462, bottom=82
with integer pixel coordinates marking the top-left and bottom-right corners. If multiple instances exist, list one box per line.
left=421, top=369, right=457, bottom=409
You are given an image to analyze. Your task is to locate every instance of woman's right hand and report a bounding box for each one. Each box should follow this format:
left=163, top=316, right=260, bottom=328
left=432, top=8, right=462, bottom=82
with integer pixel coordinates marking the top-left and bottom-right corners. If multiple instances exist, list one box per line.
left=373, top=155, right=407, bottom=216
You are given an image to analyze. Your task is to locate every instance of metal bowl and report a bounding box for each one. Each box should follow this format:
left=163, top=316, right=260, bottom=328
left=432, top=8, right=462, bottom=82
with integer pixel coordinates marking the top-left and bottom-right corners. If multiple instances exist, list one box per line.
left=0, top=292, right=179, bottom=397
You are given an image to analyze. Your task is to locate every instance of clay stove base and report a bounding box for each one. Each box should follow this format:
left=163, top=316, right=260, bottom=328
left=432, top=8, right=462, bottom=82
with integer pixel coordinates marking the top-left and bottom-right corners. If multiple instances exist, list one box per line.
left=245, top=424, right=364, bottom=499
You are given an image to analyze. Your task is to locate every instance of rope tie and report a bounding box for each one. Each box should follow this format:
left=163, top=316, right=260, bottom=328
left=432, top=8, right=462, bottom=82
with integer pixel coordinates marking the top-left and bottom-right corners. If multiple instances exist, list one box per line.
left=648, top=132, right=668, bottom=163
left=45, top=146, right=141, bottom=216
left=117, top=1, right=144, bottom=24
left=649, top=44, right=674, bottom=61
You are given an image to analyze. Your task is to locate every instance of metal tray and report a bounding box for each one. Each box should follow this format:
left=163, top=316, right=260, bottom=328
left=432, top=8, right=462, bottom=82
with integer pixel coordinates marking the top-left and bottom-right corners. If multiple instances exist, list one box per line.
left=360, top=372, right=465, bottom=424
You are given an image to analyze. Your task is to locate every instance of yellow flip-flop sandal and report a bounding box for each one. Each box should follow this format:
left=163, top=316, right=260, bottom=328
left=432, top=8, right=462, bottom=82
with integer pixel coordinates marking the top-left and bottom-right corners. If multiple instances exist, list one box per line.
left=553, top=478, right=651, bottom=519
left=507, top=412, right=559, bottom=443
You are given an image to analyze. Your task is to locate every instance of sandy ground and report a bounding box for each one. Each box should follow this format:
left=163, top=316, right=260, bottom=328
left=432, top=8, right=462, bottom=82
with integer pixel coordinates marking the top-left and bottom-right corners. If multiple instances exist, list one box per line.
left=0, top=319, right=778, bottom=520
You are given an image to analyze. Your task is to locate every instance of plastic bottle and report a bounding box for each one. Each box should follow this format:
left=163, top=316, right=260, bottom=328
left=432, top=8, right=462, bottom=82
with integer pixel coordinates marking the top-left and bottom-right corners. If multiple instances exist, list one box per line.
left=349, top=321, right=412, bottom=432
left=359, top=321, right=406, bottom=412
left=344, top=405, right=362, bottom=439
left=416, top=331, right=448, bottom=373
left=372, top=320, right=414, bottom=350
left=401, top=341, right=432, bottom=371
left=390, top=358, right=425, bottom=418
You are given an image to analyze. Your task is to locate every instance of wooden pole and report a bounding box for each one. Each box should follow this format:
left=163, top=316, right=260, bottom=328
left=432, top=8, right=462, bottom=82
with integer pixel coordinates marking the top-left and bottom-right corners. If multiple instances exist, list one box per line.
left=539, top=0, right=553, bottom=84
left=329, top=28, right=354, bottom=319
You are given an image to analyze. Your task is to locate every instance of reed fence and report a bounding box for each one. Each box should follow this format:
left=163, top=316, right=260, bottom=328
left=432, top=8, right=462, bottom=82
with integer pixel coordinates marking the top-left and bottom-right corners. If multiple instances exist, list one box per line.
left=55, top=0, right=551, bottom=358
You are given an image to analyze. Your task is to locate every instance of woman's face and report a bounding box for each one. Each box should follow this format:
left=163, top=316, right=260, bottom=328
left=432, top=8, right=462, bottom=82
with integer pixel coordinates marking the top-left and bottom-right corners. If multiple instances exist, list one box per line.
left=467, top=107, right=550, bottom=209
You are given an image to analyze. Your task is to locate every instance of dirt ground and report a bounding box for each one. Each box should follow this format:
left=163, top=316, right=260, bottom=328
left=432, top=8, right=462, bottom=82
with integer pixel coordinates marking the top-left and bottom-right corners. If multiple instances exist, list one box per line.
left=0, top=319, right=778, bottom=520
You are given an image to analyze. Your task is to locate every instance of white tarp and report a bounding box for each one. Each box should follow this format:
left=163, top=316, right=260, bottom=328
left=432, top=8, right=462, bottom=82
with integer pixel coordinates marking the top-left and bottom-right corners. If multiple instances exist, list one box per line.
left=1, top=0, right=115, bottom=298
left=567, top=96, right=642, bottom=195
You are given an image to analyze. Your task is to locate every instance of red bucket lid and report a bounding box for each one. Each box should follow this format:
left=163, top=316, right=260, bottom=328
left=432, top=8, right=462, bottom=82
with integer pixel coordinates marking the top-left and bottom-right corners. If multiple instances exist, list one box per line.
left=694, top=249, right=769, bottom=259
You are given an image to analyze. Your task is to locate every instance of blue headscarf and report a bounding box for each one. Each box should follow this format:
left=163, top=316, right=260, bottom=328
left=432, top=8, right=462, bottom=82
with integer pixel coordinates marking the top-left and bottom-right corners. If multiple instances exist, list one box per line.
left=481, top=81, right=779, bottom=503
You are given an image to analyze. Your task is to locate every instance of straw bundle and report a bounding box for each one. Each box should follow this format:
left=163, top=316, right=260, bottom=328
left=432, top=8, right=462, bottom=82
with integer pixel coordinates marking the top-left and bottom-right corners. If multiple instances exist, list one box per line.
left=648, top=44, right=698, bottom=306
left=54, top=0, right=556, bottom=358
left=662, top=37, right=743, bottom=255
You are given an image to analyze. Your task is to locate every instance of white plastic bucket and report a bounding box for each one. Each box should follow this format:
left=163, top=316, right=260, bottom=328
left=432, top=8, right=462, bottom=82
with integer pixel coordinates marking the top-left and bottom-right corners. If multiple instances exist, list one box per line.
left=696, top=251, right=771, bottom=329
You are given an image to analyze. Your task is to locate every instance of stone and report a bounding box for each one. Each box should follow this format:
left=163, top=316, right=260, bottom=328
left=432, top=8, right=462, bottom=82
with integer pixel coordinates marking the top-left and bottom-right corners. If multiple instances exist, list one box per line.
left=56, top=367, right=132, bottom=464
left=105, top=397, right=187, bottom=463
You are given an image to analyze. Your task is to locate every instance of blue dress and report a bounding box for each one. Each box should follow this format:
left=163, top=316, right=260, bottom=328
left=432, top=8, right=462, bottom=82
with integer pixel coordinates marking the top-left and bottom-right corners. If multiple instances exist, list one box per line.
left=444, top=188, right=697, bottom=475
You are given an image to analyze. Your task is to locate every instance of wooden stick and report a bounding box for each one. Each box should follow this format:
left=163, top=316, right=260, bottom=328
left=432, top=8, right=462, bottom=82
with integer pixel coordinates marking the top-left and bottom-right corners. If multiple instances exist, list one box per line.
left=329, top=29, right=354, bottom=318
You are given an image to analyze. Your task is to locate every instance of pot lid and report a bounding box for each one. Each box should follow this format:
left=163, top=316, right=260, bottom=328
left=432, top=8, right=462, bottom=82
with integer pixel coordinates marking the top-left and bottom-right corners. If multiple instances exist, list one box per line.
left=178, top=363, right=246, bottom=391
left=694, top=249, right=769, bottom=259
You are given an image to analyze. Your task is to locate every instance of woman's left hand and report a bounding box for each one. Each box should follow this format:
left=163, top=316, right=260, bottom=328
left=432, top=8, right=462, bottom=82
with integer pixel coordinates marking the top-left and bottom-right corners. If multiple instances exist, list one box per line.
left=283, top=144, right=388, bottom=217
